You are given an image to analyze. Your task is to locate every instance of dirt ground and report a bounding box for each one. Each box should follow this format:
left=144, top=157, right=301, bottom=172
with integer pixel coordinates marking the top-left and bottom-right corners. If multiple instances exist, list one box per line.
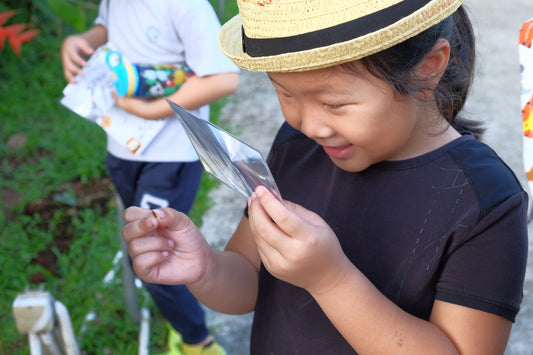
left=3, top=176, right=115, bottom=286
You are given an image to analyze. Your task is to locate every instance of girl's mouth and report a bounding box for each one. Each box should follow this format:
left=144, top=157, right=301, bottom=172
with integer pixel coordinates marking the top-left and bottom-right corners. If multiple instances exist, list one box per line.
left=322, top=144, right=353, bottom=159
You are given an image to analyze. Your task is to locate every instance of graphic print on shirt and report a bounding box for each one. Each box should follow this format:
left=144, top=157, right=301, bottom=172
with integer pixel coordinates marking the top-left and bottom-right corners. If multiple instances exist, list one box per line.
left=395, top=166, right=469, bottom=303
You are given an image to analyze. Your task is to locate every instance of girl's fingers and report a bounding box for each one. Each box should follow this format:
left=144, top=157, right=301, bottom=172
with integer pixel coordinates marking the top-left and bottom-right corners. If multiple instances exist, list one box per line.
left=122, top=207, right=158, bottom=243
left=122, top=207, right=200, bottom=246
left=130, top=251, right=171, bottom=279
left=128, top=234, right=175, bottom=258
left=248, top=188, right=297, bottom=259
left=124, top=206, right=152, bottom=222
left=252, top=186, right=310, bottom=238
left=156, top=207, right=199, bottom=235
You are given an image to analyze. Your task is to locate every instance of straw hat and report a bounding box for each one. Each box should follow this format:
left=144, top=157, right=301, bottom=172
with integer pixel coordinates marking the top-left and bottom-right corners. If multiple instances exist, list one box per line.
left=218, top=0, right=463, bottom=72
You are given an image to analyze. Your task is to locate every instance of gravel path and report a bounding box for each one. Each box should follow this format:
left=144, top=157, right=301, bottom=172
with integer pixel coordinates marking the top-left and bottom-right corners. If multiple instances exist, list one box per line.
left=199, top=71, right=281, bottom=355
left=199, top=1, right=533, bottom=353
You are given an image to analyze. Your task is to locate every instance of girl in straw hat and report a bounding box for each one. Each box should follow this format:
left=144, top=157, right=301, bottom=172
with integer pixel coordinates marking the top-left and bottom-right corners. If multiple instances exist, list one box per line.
left=123, top=0, right=528, bottom=353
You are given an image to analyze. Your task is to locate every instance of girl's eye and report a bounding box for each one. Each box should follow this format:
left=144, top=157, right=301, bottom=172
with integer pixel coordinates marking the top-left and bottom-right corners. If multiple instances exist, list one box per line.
left=277, top=91, right=293, bottom=101
left=325, top=103, right=341, bottom=109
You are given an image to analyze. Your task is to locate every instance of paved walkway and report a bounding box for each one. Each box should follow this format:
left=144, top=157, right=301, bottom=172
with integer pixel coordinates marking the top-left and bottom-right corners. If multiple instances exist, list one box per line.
left=199, top=1, right=533, bottom=353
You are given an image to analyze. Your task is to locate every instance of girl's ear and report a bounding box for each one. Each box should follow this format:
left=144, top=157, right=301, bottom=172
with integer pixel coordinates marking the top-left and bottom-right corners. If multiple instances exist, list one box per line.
left=416, top=38, right=451, bottom=90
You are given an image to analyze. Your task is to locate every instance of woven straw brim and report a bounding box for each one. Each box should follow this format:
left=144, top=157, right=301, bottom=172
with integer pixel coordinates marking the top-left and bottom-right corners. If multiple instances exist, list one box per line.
left=218, top=0, right=463, bottom=72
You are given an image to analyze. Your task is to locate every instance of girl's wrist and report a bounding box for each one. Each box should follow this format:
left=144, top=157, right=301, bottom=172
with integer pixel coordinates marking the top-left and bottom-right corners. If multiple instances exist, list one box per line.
left=307, top=256, right=357, bottom=298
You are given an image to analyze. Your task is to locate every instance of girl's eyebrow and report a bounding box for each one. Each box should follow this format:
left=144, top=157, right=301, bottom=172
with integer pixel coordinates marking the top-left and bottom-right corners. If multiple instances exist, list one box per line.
left=268, top=72, right=356, bottom=97
left=266, top=73, right=284, bottom=89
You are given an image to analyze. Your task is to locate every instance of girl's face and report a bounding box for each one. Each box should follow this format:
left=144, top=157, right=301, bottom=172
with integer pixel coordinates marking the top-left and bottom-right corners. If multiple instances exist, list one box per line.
left=268, top=63, right=457, bottom=172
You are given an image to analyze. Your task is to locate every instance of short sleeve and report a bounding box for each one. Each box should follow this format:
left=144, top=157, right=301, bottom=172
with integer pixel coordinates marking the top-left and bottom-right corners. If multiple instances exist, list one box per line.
left=435, top=192, right=528, bottom=321
left=169, top=0, right=239, bottom=76
left=94, top=0, right=108, bottom=27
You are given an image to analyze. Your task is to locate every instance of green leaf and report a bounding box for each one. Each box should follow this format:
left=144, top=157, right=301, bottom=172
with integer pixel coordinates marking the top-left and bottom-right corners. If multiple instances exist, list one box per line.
left=44, top=0, right=85, bottom=31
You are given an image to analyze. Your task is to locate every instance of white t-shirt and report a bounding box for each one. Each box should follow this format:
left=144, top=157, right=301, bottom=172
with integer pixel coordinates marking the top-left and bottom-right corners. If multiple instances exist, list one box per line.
left=95, top=0, right=239, bottom=162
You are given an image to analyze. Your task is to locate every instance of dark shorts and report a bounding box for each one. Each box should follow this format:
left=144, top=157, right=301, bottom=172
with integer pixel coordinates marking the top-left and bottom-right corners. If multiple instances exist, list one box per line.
left=104, top=154, right=203, bottom=213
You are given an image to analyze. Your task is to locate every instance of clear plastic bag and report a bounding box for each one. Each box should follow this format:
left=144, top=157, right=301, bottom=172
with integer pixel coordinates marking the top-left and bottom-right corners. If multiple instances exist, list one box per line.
left=167, top=100, right=282, bottom=201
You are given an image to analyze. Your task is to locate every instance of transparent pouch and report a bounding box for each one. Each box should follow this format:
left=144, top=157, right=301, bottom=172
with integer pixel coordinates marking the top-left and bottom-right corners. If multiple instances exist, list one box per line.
left=167, top=100, right=282, bottom=201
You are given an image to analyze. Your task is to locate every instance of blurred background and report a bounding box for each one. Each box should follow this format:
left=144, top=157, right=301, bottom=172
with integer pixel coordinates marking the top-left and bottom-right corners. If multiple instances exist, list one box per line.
left=0, top=1, right=237, bottom=354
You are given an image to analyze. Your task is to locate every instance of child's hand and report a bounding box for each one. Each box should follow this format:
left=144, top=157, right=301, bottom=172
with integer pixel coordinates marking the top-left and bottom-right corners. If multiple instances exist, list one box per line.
left=111, top=91, right=158, bottom=119
left=60, top=35, right=94, bottom=83
left=247, top=186, right=352, bottom=295
left=122, top=207, right=213, bottom=286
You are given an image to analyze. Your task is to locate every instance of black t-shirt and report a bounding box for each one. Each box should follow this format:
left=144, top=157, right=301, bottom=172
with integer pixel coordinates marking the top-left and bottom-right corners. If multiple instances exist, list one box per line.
left=250, top=123, right=528, bottom=354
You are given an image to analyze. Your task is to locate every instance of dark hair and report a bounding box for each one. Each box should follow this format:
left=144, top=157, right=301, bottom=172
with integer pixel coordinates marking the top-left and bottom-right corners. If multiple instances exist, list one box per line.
left=343, top=6, right=484, bottom=139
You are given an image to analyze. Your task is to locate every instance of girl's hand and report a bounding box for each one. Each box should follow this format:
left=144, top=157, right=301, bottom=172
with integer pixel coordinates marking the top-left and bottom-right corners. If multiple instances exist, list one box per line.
left=122, top=207, right=213, bottom=286
left=247, top=186, right=352, bottom=295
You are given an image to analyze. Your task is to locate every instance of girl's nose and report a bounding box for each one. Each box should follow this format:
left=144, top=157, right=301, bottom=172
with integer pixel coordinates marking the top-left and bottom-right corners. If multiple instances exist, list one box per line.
left=299, top=108, right=335, bottom=139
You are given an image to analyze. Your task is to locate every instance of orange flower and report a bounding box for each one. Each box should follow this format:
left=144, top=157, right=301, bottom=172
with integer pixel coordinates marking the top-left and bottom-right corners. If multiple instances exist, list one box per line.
left=0, top=10, right=38, bottom=57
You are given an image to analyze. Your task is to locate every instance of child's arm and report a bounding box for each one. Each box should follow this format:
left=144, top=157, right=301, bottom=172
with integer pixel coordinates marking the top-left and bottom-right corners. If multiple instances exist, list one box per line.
left=123, top=206, right=259, bottom=315
left=60, top=25, right=108, bottom=83
left=247, top=186, right=512, bottom=354
left=187, top=216, right=261, bottom=314
left=113, top=71, right=239, bottom=119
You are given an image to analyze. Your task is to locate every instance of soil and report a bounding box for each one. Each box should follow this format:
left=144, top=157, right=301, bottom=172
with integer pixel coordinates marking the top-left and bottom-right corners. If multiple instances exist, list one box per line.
left=3, top=175, right=116, bottom=285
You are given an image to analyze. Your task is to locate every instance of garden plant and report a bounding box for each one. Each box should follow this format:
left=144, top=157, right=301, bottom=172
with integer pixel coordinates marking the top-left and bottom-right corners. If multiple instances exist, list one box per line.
left=0, top=1, right=238, bottom=353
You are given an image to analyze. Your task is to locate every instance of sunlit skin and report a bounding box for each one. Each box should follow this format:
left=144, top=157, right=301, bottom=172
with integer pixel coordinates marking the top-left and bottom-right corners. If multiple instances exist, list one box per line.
left=269, top=62, right=460, bottom=173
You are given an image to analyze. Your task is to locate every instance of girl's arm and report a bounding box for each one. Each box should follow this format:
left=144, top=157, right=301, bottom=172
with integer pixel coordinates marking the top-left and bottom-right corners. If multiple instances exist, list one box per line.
left=430, top=301, right=512, bottom=355
left=248, top=186, right=513, bottom=354
left=311, top=263, right=512, bottom=354
left=188, top=217, right=261, bottom=314
left=113, top=71, right=239, bottom=119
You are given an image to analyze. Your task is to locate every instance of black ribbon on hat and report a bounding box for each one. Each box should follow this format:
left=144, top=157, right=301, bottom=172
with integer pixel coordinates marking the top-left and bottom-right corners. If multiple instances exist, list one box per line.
left=242, top=0, right=433, bottom=57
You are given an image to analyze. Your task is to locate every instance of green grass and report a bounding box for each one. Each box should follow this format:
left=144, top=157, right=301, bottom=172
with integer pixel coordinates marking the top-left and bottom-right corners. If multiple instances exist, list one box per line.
left=0, top=1, right=239, bottom=353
